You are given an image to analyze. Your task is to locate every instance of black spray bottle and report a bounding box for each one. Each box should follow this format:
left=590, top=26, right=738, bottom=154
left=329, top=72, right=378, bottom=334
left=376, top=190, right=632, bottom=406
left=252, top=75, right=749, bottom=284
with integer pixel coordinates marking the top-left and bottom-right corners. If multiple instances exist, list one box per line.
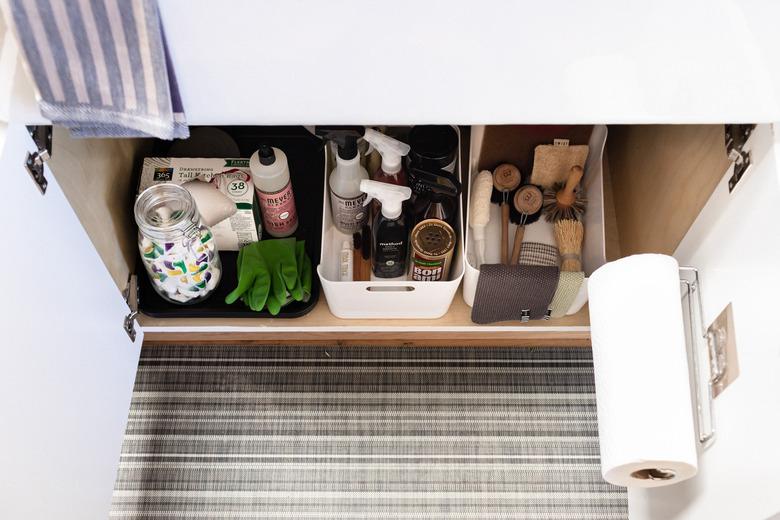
left=359, top=179, right=412, bottom=279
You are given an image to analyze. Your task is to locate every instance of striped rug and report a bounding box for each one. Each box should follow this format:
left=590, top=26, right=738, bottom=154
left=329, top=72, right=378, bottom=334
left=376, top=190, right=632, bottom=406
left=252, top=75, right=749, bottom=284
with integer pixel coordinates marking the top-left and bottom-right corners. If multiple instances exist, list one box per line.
left=111, top=345, right=627, bottom=519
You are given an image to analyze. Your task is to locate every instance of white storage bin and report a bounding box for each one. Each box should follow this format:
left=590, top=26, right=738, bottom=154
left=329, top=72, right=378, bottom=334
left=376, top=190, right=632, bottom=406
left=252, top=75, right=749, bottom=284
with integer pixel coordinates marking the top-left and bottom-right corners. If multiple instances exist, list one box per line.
left=463, top=125, right=608, bottom=315
left=317, top=127, right=465, bottom=319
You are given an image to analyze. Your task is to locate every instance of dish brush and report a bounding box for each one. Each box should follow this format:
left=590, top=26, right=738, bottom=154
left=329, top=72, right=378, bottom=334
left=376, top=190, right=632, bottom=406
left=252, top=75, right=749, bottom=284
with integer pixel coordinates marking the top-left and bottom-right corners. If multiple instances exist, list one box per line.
left=554, top=219, right=584, bottom=272
left=491, top=163, right=522, bottom=264
left=542, top=165, right=587, bottom=222
left=468, top=170, right=494, bottom=268
left=509, top=184, right=544, bottom=264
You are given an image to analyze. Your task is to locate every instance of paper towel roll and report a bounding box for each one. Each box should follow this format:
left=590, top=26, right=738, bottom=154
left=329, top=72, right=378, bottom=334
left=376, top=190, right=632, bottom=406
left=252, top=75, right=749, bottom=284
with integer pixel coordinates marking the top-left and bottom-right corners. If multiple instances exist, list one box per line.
left=588, top=254, right=698, bottom=488
left=182, top=179, right=237, bottom=226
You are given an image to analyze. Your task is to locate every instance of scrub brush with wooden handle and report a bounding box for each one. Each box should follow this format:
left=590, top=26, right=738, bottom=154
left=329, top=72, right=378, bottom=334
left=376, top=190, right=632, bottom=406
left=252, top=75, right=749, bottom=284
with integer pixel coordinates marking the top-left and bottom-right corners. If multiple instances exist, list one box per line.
left=554, top=219, right=584, bottom=272
left=491, top=164, right=522, bottom=264
left=542, top=165, right=586, bottom=222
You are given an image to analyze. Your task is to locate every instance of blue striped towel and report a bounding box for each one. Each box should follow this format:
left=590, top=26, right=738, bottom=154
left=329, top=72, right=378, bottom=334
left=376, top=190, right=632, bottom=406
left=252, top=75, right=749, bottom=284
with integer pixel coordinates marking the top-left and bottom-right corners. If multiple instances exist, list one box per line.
left=9, top=0, right=188, bottom=140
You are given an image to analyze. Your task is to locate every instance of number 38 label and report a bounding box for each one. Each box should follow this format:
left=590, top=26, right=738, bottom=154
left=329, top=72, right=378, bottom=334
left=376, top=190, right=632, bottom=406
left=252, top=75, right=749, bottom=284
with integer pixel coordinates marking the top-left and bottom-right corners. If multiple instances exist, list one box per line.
left=227, top=180, right=249, bottom=197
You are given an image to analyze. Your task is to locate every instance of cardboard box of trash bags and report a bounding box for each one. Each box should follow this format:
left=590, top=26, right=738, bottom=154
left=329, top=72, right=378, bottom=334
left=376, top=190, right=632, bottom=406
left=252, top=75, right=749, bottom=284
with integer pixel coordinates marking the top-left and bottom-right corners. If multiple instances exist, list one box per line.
left=138, top=157, right=262, bottom=250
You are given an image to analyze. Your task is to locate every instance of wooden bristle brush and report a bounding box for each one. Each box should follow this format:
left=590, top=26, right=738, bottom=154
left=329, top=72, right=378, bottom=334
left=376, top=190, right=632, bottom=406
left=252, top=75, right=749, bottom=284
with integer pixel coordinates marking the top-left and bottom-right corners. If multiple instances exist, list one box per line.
left=490, top=164, right=522, bottom=264
left=509, top=184, right=543, bottom=264
left=542, top=165, right=587, bottom=222
left=554, top=219, right=584, bottom=272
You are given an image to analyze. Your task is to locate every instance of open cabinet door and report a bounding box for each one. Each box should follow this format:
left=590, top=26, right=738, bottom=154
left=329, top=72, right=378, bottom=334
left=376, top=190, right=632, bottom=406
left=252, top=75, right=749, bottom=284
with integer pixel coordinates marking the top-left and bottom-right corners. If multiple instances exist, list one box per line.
left=628, top=124, right=780, bottom=519
left=0, top=123, right=142, bottom=519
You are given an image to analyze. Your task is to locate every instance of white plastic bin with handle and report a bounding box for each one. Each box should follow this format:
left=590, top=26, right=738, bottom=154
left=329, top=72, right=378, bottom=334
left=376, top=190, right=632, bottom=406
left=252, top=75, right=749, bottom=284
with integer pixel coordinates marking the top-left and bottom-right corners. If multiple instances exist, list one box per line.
left=317, top=126, right=465, bottom=319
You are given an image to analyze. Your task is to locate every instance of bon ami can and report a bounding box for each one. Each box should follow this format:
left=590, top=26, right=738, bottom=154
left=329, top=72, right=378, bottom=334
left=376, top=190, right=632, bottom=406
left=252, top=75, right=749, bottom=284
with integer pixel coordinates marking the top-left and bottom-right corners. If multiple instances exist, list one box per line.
left=410, top=219, right=456, bottom=281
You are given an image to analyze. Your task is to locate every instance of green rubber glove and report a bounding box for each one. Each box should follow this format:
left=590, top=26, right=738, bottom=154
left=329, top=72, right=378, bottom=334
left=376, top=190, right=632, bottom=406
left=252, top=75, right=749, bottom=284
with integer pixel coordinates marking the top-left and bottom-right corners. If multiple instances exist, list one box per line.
left=224, top=245, right=271, bottom=312
left=257, top=238, right=301, bottom=315
left=296, top=240, right=312, bottom=303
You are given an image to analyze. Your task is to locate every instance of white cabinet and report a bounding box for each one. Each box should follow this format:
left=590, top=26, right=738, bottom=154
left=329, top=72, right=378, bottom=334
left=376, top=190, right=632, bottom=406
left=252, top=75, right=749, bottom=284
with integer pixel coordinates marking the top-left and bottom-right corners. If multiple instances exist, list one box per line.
left=0, top=123, right=142, bottom=519
left=3, top=3, right=780, bottom=518
left=8, top=1, right=780, bottom=126
left=628, top=126, right=780, bottom=519
left=156, top=0, right=780, bottom=125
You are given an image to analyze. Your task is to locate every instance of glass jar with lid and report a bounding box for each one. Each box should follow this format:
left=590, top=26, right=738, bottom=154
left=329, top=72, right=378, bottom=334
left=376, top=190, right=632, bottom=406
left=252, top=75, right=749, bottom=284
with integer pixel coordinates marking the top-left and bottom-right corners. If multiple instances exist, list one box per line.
left=134, top=183, right=222, bottom=304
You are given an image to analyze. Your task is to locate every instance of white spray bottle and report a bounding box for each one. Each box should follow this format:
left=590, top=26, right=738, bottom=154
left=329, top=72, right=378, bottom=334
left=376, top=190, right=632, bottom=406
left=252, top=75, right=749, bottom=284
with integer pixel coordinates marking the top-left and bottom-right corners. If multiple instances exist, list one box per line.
left=315, top=127, right=368, bottom=234
left=363, top=129, right=411, bottom=186
left=359, top=180, right=412, bottom=279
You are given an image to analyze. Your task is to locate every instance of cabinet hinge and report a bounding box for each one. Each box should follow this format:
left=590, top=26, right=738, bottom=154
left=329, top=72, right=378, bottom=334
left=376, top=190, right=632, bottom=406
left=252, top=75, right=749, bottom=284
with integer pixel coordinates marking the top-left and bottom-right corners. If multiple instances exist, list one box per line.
left=724, top=124, right=755, bottom=192
left=24, top=125, right=52, bottom=195
left=123, top=274, right=139, bottom=342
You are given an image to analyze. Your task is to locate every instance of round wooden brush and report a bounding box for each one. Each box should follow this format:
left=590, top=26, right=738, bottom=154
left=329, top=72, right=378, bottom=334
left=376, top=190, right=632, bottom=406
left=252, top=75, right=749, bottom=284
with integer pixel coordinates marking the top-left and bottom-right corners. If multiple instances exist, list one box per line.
left=554, top=219, right=584, bottom=272
left=542, top=165, right=587, bottom=222
left=509, top=184, right=543, bottom=264
left=491, top=164, right=522, bottom=264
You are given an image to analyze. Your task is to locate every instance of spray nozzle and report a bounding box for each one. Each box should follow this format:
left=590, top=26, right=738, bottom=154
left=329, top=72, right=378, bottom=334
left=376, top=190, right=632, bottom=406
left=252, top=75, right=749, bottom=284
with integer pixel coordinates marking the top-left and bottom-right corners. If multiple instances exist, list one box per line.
left=314, top=126, right=365, bottom=160
left=360, top=179, right=411, bottom=220
left=409, top=167, right=461, bottom=199
left=362, top=129, right=411, bottom=174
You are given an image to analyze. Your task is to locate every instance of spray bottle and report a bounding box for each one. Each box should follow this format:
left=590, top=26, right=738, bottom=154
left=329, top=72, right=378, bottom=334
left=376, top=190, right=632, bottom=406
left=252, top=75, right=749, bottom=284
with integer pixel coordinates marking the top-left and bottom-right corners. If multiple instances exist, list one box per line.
left=315, top=126, right=368, bottom=234
left=362, top=129, right=411, bottom=186
left=409, top=167, right=461, bottom=228
left=359, top=180, right=412, bottom=279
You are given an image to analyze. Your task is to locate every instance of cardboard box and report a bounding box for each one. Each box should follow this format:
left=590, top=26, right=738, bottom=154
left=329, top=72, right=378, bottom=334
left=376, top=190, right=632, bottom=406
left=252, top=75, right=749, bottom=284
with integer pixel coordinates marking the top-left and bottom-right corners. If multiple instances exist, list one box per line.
left=139, top=158, right=261, bottom=250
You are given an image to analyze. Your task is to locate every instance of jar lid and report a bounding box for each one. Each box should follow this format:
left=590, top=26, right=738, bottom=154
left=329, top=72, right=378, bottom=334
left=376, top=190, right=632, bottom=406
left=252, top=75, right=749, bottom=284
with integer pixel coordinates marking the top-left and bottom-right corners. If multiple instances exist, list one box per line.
left=134, top=184, right=199, bottom=240
left=408, top=125, right=458, bottom=165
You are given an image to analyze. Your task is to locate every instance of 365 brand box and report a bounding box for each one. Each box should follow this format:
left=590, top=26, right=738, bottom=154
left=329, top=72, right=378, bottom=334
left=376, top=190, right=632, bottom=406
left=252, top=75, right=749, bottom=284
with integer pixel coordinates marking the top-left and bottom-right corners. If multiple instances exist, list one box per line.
left=138, top=158, right=261, bottom=250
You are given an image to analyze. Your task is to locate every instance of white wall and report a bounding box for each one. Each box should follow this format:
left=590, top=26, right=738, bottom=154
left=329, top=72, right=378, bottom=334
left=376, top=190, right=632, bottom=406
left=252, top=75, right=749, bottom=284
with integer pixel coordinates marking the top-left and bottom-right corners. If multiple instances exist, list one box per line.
left=628, top=125, right=780, bottom=519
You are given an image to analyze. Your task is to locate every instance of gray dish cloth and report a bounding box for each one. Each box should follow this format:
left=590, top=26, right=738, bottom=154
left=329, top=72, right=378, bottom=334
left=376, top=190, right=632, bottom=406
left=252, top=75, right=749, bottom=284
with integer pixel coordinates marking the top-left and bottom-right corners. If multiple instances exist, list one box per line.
left=471, top=264, right=560, bottom=324
left=9, top=0, right=187, bottom=139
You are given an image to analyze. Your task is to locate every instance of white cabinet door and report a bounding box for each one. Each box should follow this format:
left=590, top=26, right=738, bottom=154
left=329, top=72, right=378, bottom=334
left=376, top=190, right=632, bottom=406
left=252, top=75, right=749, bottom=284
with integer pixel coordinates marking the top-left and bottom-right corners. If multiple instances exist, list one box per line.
left=0, top=123, right=142, bottom=519
left=6, top=1, right=780, bottom=125
left=157, top=0, right=780, bottom=125
left=629, top=124, right=780, bottom=519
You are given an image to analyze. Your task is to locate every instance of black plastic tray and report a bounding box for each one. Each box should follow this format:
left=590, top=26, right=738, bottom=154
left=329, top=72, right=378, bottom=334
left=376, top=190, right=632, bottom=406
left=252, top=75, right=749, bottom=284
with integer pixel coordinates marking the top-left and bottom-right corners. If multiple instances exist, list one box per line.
left=137, top=126, right=324, bottom=319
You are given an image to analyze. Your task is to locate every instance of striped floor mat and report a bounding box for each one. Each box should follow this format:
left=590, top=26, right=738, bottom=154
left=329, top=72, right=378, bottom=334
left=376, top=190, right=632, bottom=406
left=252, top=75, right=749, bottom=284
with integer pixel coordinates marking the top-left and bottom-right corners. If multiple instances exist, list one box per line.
left=111, top=345, right=627, bottom=519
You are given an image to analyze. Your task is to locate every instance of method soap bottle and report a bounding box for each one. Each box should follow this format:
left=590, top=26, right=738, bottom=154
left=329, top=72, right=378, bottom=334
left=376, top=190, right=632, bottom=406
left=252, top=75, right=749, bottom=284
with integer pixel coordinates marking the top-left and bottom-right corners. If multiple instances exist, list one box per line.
left=359, top=179, right=412, bottom=279
left=250, top=145, right=298, bottom=237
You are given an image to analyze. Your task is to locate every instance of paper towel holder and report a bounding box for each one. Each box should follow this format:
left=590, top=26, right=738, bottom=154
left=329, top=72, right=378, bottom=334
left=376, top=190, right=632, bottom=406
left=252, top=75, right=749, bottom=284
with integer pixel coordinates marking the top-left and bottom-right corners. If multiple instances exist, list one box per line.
left=679, top=267, right=727, bottom=448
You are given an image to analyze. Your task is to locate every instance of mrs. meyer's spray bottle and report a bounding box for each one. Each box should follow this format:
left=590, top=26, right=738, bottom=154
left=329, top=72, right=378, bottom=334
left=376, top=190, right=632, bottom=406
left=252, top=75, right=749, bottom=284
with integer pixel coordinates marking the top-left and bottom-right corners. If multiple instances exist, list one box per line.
left=359, top=180, right=412, bottom=279
left=315, top=126, right=368, bottom=234
left=363, top=129, right=411, bottom=186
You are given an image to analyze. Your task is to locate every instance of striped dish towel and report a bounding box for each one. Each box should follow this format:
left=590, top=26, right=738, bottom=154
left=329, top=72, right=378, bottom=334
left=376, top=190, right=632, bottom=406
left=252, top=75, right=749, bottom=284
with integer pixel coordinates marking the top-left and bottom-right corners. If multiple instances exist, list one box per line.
left=8, top=0, right=187, bottom=139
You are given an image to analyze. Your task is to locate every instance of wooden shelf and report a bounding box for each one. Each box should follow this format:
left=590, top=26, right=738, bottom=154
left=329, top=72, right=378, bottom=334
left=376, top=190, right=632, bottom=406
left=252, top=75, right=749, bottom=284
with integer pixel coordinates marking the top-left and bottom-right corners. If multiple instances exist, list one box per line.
left=141, top=289, right=591, bottom=346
